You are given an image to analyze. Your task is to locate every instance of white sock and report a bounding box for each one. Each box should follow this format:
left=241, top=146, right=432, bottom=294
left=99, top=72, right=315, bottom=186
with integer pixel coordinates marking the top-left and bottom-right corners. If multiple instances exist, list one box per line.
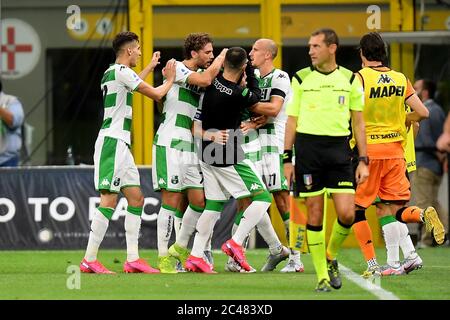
left=397, top=221, right=417, bottom=259
left=191, top=210, right=220, bottom=257
left=233, top=201, right=270, bottom=245
left=205, top=232, right=213, bottom=252
left=84, top=209, right=110, bottom=262
left=232, top=222, right=252, bottom=248
left=174, top=216, right=182, bottom=239
left=256, top=213, right=283, bottom=255
left=231, top=223, right=239, bottom=237
left=177, top=205, right=202, bottom=248
left=157, top=205, right=175, bottom=256
left=230, top=222, right=246, bottom=253
left=125, top=213, right=141, bottom=262
left=382, top=221, right=401, bottom=267
left=290, top=249, right=301, bottom=262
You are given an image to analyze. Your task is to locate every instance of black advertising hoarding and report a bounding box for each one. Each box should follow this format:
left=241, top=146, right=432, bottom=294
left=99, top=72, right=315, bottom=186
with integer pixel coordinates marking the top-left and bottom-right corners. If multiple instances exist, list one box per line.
left=0, top=167, right=235, bottom=250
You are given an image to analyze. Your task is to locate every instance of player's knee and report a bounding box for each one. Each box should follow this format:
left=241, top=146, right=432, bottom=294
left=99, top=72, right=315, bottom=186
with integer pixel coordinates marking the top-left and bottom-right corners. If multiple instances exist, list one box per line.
left=339, top=212, right=355, bottom=226
left=251, top=190, right=272, bottom=203
left=162, top=190, right=182, bottom=208
left=128, top=194, right=144, bottom=208
left=274, top=191, right=289, bottom=212
left=353, top=209, right=367, bottom=224
left=190, top=198, right=205, bottom=210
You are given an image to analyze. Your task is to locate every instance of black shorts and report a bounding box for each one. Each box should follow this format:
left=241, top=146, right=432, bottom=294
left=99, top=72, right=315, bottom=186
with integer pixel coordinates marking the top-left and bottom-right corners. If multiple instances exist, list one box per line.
left=294, top=133, right=355, bottom=197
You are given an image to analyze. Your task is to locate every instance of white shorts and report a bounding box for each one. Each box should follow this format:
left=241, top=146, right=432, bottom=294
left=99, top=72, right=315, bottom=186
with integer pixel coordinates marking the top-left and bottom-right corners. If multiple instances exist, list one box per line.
left=94, top=136, right=140, bottom=193
left=261, top=152, right=288, bottom=192
left=152, top=144, right=203, bottom=192
left=200, top=159, right=267, bottom=201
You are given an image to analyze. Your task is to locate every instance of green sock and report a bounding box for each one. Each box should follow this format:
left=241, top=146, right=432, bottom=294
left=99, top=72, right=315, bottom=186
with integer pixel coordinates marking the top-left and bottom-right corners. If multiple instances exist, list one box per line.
left=307, top=227, right=329, bottom=282
left=327, top=219, right=351, bottom=260
left=281, top=211, right=290, bottom=222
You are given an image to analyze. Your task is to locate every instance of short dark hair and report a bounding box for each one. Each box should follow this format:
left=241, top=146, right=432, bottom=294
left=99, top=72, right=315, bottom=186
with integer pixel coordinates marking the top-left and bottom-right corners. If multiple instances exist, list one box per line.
left=311, top=28, right=339, bottom=46
left=183, top=33, right=213, bottom=59
left=224, top=47, right=247, bottom=70
left=422, top=79, right=437, bottom=99
left=359, top=32, right=387, bottom=62
left=112, top=31, right=139, bottom=55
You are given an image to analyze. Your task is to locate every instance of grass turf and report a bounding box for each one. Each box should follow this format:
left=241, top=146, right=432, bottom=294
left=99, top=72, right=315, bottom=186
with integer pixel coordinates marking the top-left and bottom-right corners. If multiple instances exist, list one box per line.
left=0, top=247, right=449, bottom=300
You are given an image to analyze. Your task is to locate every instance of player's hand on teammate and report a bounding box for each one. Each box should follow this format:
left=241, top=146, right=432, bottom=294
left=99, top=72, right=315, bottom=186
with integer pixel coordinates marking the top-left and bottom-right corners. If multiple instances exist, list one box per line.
left=355, top=162, right=369, bottom=185
left=204, top=129, right=229, bottom=145
left=218, top=48, right=228, bottom=60
left=245, top=59, right=255, bottom=77
left=239, top=72, right=247, bottom=87
left=240, top=121, right=256, bottom=135
left=162, top=59, right=176, bottom=82
left=148, top=51, right=161, bottom=72
left=252, top=115, right=268, bottom=129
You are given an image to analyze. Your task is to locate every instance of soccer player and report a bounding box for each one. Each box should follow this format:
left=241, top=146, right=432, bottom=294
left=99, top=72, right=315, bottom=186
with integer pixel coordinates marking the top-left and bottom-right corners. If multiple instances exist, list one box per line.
left=284, top=29, right=369, bottom=291
left=354, top=32, right=445, bottom=276
left=152, top=33, right=226, bottom=273
left=227, top=39, right=300, bottom=272
left=184, top=47, right=272, bottom=273
left=80, top=31, right=176, bottom=274
left=249, top=38, right=303, bottom=272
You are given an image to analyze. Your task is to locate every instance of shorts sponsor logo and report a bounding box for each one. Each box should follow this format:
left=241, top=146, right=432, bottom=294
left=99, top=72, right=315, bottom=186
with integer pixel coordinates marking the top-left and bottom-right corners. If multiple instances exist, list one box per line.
left=100, top=178, right=110, bottom=186
left=171, top=175, right=179, bottom=184
left=303, top=174, right=312, bottom=190
left=113, top=177, right=120, bottom=187
left=158, top=178, right=166, bottom=185
left=338, top=181, right=353, bottom=187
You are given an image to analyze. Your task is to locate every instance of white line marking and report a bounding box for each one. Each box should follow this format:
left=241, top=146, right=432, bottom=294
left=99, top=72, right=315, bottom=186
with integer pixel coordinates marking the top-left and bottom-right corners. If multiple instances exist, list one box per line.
left=340, top=264, right=400, bottom=300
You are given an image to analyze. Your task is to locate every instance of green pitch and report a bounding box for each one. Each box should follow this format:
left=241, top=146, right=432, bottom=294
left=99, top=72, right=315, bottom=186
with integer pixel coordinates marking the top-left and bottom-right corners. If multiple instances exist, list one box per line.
left=0, top=247, right=449, bottom=300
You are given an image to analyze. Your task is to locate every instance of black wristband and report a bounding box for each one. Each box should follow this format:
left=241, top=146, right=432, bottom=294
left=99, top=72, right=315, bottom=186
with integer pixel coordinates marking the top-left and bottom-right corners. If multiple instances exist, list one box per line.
left=283, top=150, right=293, bottom=163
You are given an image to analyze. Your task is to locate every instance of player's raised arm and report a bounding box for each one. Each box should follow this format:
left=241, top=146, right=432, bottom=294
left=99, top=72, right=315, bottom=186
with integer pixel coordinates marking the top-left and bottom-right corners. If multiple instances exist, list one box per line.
left=187, top=48, right=227, bottom=87
left=136, top=59, right=176, bottom=102
left=138, top=51, right=161, bottom=80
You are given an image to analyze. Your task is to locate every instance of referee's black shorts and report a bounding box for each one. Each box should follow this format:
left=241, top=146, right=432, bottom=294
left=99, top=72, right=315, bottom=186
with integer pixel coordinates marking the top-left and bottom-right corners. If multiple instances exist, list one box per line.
left=294, top=133, right=355, bottom=197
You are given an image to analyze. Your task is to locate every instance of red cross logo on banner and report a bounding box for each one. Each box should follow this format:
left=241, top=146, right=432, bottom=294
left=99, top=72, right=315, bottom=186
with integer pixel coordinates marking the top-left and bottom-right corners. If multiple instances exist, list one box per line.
left=1, top=27, right=33, bottom=71
left=1, top=18, right=41, bottom=80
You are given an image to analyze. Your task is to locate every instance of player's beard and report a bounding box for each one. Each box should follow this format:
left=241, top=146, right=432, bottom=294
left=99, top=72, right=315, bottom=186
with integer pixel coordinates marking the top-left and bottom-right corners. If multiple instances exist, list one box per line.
left=203, top=59, right=213, bottom=69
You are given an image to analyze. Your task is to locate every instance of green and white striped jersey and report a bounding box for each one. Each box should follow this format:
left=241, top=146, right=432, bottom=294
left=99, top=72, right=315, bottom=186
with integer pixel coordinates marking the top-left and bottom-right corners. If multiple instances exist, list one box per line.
left=256, top=68, right=292, bottom=154
left=99, top=63, right=142, bottom=145
left=155, top=61, right=203, bottom=152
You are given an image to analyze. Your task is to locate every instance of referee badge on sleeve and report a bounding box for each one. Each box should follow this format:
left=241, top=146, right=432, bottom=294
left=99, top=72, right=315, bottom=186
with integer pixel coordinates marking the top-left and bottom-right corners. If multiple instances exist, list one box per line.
left=338, top=96, right=345, bottom=105
left=303, top=174, right=313, bottom=190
